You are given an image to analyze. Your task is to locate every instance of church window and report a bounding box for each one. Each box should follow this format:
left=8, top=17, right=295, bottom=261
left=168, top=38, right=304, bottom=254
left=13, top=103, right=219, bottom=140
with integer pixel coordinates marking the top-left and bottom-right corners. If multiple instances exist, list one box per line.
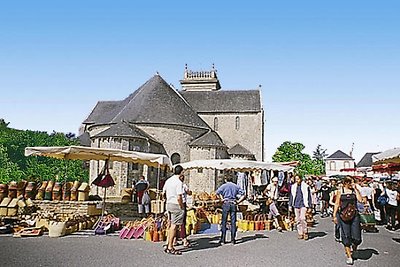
left=235, top=116, right=240, bottom=130
left=198, top=168, right=203, bottom=173
left=130, top=163, right=139, bottom=171
left=171, top=153, right=181, bottom=165
left=214, top=117, right=218, bottom=131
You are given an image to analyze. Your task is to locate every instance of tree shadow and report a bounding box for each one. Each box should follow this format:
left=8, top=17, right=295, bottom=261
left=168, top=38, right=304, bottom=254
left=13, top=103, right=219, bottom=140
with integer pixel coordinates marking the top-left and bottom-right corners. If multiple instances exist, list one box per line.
left=181, top=233, right=268, bottom=252
left=307, top=231, right=327, bottom=240
left=392, top=238, right=400, bottom=244
left=354, top=248, right=379, bottom=261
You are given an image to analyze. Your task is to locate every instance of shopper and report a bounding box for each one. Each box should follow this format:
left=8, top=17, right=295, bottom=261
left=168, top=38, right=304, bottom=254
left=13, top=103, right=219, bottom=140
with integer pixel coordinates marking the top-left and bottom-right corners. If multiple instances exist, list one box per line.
left=289, top=175, right=312, bottom=240
left=134, top=176, right=150, bottom=217
left=333, top=176, right=363, bottom=265
left=179, top=174, right=192, bottom=247
left=264, top=177, right=282, bottom=231
left=162, top=165, right=185, bottom=255
left=385, top=182, right=399, bottom=231
left=216, top=175, right=246, bottom=245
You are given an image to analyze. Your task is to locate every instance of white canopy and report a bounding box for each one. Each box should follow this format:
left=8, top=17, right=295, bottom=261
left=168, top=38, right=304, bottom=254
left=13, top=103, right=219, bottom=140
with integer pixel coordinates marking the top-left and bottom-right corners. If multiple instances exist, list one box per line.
left=372, top=147, right=400, bottom=164
left=176, top=159, right=294, bottom=172
left=25, top=145, right=172, bottom=168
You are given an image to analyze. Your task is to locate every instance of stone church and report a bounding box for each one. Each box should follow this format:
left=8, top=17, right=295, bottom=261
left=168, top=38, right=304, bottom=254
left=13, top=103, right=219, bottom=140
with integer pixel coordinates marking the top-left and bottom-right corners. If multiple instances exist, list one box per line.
left=80, top=66, right=264, bottom=195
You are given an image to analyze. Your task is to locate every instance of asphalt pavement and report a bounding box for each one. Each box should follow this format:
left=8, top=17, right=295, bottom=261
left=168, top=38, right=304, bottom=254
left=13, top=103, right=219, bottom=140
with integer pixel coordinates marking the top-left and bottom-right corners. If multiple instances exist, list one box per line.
left=1, top=215, right=399, bottom=267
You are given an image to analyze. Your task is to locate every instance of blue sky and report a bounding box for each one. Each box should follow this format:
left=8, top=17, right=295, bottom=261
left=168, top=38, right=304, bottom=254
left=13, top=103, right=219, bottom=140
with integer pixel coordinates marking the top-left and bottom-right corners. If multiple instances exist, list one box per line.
left=0, top=1, right=399, bottom=162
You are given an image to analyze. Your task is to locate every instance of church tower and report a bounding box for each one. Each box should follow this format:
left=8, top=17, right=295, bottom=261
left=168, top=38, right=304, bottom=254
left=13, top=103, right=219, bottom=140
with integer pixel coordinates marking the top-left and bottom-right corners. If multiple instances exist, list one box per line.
left=180, top=64, right=221, bottom=91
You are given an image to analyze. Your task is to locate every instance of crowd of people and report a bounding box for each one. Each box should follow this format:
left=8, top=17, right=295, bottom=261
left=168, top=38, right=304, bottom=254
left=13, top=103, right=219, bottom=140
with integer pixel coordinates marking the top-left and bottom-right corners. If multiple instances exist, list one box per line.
left=158, top=165, right=399, bottom=265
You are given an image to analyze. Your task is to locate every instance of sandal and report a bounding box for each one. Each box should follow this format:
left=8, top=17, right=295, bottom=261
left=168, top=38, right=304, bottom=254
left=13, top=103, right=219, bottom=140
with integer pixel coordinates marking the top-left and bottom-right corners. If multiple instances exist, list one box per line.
left=164, top=248, right=182, bottom=255
left=183, top=241, right=192, bottom=248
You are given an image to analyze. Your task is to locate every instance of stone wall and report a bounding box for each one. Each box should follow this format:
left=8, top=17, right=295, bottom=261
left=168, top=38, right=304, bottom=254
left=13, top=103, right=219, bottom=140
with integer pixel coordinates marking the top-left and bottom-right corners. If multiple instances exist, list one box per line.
left=33, top=200, right=102, bottom=216
left=199, top=112, right=264, bottom=160
left=32, top=200, right=140, bottom=219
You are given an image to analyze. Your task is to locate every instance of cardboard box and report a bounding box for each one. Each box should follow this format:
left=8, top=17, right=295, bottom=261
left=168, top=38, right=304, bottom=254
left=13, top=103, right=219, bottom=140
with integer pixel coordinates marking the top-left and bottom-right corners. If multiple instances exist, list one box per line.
left=87, top=204, right=102, bottom=216
left=7, top=198, right=18, bottom=216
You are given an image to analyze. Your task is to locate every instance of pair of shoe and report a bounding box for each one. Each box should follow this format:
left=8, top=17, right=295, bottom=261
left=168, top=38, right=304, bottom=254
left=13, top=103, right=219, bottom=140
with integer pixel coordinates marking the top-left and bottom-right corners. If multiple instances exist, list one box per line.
left=346, top=257, right=353, bottom=265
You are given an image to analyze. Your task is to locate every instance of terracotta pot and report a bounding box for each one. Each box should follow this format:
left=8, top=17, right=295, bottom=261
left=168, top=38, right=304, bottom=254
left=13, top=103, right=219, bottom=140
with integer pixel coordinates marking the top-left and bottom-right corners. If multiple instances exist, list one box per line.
left=52, top=182, right=62, bottom=201
left=62, top=182, right=73, bottom=201
left=36, top=181, right=48, bottom=200
left=8, top=181, right=17, bottom=198
left=44, top=181, right=54, bottom=200
left=70, top=181, right=80, bottom=201
left=24, top=182, right=36, bottom=200
left=17, top=181, right=27, bottom=197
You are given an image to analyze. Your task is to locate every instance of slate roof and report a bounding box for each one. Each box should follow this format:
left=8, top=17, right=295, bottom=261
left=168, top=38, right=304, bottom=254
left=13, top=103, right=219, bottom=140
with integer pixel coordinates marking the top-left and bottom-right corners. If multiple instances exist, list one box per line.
left=326, top=150, right=353, bottom=160
left=180, top=90, right=261, bottom=113
left=189, top=131, right=226, bottom=148
left=357, top=152, right=380, bottom=167
left=78, top=132, right=91, bottom=147
left=228, top=144, right=254, bottom=156
left=93, top=121, right=157, bottom=142
left=83, top=75, right=210, bottom=129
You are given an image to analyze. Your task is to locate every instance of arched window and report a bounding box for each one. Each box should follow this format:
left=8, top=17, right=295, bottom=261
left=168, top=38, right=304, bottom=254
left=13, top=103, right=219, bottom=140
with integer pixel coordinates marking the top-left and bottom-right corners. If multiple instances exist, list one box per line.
left=214, top=117, right=218, bottom=131
left=235, top=116, right=240, bottom=130
left=171, top=153, right=181, bottom=165
left=330, top=161, right=336, bottom=171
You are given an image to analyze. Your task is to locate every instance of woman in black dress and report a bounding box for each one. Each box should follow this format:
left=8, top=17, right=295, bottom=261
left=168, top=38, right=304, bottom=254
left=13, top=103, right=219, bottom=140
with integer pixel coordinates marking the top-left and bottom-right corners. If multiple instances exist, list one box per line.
left=333, top=177, right=363, bottom=265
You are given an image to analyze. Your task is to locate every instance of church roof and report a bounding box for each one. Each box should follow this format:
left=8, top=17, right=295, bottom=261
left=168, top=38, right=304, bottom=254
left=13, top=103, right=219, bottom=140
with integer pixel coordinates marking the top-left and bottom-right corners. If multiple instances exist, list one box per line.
left=326, top=150, right=353, bottom=160
left=357, top=152, right=380, bottom=167
left=189, top=131, right=226, bottom=148
left=83, top=75, right=210, bottom=129
left=228, top=144, right=254, bottom=156
left=180, top=90, right=261, bottom=113
left=92, top=121, right=157, bottom=142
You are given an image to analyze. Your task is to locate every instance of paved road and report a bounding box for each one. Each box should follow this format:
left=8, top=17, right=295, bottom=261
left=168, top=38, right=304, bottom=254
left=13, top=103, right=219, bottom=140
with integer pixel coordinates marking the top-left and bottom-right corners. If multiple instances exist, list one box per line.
left=1, top=215, right=399, bottom=267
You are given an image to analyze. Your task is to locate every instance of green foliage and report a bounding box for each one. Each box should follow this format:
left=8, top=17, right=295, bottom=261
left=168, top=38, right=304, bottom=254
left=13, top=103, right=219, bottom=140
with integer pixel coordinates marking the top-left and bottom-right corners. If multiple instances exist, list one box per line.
left=272, top=141, right=325, bottom=176
left=0, top=119, right=88, bottom=184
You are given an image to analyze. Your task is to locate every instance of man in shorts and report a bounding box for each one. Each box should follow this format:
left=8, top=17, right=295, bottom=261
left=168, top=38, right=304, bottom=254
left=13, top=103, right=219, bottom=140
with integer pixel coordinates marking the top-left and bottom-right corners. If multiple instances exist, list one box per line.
left=162, top=165, right=185, bottom=255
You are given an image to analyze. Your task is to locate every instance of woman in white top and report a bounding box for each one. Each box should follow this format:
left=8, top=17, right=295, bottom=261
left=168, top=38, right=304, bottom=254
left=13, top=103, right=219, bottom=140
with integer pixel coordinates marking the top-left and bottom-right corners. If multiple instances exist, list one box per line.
left=384, top=182, right=399, bottom=230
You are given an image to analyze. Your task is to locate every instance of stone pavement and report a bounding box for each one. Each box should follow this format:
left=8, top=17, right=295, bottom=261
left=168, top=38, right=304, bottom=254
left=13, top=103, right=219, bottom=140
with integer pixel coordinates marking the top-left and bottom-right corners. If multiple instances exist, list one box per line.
left=0, top=215, right=399, bottom=267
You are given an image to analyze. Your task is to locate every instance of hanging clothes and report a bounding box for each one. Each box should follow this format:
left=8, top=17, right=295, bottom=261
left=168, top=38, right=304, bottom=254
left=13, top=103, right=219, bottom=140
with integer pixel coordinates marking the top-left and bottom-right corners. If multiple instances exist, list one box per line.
left=236, top=172, right=248, bottom=195
left=278, top=171, right=285, bottom=187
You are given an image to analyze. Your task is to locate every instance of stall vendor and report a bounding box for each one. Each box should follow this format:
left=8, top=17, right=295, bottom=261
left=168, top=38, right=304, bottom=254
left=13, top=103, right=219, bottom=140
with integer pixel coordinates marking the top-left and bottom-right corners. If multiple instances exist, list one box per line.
left=216, top=175, right=246, bottom=245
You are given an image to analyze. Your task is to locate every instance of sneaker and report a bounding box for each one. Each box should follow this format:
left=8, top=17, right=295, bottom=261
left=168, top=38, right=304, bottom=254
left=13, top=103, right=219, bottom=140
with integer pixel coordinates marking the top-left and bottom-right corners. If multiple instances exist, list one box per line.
left=335, top=237, right=341, bottom=242
left=231, top=240, right=236, bottom=245
left=218, top=240, right=227, bottom=245
left=346, top=257, right=353, bottom=265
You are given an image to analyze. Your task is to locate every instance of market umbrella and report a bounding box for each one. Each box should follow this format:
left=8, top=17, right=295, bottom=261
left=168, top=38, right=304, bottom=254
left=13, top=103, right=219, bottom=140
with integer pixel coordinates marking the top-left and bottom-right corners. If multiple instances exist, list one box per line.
left=372, top=148, right=400, bottom=164
left=25, top=145, right=172, bottom=217
left=176, top=159, right=294, bottom=172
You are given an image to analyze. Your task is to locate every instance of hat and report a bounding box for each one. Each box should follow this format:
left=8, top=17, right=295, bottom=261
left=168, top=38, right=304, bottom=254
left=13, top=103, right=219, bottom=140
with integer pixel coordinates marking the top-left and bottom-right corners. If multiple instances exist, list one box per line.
left=272, top=177, right=278, bottom=182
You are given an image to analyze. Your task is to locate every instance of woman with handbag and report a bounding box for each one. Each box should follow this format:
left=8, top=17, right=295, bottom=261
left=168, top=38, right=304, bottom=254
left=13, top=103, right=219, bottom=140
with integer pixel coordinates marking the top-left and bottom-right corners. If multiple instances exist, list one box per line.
left=333, top=176, right=363, bottom=265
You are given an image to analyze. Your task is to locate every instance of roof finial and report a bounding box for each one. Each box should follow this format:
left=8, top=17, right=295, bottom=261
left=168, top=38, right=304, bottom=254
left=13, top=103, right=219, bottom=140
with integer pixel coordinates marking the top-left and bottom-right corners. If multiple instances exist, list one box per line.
left=185, top=64, right=188, bottom=70
left=156, top=71, right=159, bottom=76
left=212, top=63, right=215, bottom=70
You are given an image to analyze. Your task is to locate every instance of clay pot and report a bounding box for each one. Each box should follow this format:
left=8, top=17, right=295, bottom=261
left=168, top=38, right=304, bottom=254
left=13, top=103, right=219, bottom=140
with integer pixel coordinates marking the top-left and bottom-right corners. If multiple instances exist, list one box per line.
left=36, top=181, right=48, bottom=200
left=44, top=181, right=54, bottom=200
left=0, top=184, right=8, bottom=202
left=52, top=182, right=62, bottom=201
left=8, top=181, right=18, bottom=198
left=24, top=182, right=36, bottom=200
left=62, top=182, right=73, bottom=201
left=70, top=181, right=80, bottom=201
left=17, top=180, right=27, bottom=197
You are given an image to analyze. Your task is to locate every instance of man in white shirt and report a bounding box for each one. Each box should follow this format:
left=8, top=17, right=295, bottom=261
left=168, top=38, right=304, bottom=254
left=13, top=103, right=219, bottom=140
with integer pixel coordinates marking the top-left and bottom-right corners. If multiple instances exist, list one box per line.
left=162, top=165, right=184, bottom=255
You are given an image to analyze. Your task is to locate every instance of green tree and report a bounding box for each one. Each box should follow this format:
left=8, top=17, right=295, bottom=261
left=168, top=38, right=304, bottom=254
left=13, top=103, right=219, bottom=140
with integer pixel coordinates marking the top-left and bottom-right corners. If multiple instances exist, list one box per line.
left=313, top=144, right=328, bottom=160
left=272, top=141, right=325, bottom=176
left=0, top=118, right=88, bottom=183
